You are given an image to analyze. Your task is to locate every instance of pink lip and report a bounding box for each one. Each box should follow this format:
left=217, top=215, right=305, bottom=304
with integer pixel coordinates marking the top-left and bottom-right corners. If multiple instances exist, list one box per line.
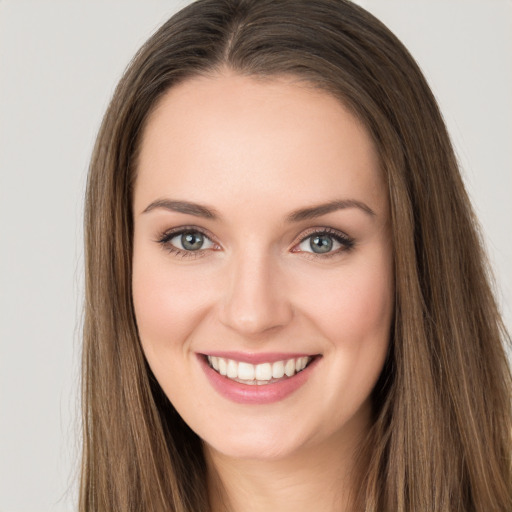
left=197, top=353, right=320, bottom=405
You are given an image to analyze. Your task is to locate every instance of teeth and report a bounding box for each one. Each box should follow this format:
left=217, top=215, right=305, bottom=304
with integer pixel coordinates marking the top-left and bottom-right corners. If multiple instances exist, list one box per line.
left=284, top=359, right=295, bottom=377
left=227, top=359, right=238, bottom=378
left=296, top=357, right=308, bottom=372
left=255, top=362, right=272, bottom=380
left=218, top=357, right=227, bottom=376
left=238, top=362, right=255, bottom=380
left=272, top=360, right=285, bottom=379
left=206, top=355, right=311, bottom=383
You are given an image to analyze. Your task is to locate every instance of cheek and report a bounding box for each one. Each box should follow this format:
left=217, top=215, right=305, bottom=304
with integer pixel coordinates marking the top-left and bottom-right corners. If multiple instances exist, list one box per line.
left=301, top=256, right=393, bottom=340
left=295, top=251, right=394, bottom=401
left=131, top=249, right=214, bottom=359
left=297, top=255, right=393, bottom=428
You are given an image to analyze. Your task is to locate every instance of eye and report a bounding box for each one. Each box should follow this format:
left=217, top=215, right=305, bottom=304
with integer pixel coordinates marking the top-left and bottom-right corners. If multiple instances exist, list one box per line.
left=157, top=227, right=218, bottom=257
left=294, top=228, right=354, bottom=256
left=169, top=231, right=215, bottom=251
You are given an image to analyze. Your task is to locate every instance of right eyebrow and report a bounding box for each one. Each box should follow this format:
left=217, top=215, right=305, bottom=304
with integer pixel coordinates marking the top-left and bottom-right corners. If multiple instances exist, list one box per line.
left=141, top=199, right=219, bottom=219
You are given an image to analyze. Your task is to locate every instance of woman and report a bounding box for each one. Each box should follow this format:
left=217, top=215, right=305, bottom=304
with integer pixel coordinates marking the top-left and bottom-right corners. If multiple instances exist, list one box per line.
left=81, top=0, right=512, bottom=510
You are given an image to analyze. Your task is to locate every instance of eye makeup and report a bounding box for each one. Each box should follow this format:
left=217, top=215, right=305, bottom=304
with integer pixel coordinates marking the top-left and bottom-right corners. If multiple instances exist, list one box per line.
left=155, top=224, right=355, bottom=260
left=155, top=226, right=220, bottom=259
left=291, top=226, right=355, bottom=259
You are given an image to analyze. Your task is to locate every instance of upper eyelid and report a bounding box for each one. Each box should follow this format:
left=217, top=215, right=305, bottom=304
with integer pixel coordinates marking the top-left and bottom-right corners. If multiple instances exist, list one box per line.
left=292, top=229, right=355, bottom=260
left=156, top=227, right=217, bottom=259
left=156, top=225, right=353, bottom=250
left=293, top=226, right=352, bottom=244
left=157, top=225, right=217, bottom=244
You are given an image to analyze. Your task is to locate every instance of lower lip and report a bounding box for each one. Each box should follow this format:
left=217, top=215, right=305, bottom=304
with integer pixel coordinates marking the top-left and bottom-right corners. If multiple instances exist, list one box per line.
left=198, top=354, right=320, bottom=404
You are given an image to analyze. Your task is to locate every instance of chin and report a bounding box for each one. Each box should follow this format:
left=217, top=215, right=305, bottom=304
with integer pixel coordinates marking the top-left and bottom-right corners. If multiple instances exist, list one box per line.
left=198, top=415, right=317, bottom=462
left=207, top=434, right=304, bottom=461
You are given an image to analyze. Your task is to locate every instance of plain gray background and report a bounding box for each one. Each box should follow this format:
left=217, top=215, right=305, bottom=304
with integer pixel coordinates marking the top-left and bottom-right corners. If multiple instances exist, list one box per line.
left=0, top=1, right=510, bottom=510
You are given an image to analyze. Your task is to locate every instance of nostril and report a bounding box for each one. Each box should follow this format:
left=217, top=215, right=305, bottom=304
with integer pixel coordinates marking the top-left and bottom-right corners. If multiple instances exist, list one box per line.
left=217, top=264, right=294, bottom=335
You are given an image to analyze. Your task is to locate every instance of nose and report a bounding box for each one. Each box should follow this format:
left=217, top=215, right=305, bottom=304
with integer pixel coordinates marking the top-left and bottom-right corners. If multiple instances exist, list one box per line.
left=218, top=250, right=294, bottom=336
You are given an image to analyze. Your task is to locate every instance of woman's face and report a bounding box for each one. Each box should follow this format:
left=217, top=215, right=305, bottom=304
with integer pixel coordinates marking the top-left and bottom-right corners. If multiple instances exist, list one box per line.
left=132, top=73, right=393, bottom=461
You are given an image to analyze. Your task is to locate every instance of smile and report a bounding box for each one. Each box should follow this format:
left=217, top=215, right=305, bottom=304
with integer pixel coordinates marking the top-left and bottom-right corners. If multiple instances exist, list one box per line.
left=207, top=355, right=311, bottom=385
left=199, top=352, right=320, bottom=404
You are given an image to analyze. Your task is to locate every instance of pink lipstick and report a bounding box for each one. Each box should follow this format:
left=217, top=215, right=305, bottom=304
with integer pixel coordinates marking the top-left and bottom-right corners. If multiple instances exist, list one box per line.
left=197, top=352, right=320, bottom=404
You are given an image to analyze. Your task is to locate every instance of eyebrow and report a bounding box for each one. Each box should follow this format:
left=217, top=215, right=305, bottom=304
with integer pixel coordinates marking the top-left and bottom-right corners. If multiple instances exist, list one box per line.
left=141, top=197, right=375, bottom=221
left=286, top=199, right=376, bottom=222
left=142, top=199, right=219, bottom=219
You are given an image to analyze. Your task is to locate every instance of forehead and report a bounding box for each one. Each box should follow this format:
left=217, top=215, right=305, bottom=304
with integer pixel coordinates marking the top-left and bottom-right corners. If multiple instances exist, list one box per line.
left=134, top=72, right=387, bottom=218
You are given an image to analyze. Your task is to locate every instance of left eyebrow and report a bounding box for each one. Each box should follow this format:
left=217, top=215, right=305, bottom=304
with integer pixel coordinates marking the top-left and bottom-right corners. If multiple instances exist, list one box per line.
left=286, top=199, right=376, bottom=222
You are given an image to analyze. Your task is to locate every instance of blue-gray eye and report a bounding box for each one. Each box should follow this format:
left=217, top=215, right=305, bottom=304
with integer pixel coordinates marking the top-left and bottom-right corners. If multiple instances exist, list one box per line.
left=169, top=231, right=214, bottom=251
left=310, top=234, right=333, bottom=253
left=298, top=233, right=344, bottom=254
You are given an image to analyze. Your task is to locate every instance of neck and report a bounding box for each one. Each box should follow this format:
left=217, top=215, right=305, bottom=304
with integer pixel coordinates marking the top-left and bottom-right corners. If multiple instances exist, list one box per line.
left=204, top=417, right=370, bottom=512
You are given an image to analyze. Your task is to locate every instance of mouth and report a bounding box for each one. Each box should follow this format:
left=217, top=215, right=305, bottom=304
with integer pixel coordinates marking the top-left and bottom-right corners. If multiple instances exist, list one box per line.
left=198, top=351, right=320, bottom=404
left=205, top=354, right=314, bottom=385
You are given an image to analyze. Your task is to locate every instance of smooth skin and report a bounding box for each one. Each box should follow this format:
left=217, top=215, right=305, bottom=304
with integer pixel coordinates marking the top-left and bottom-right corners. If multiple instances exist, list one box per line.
left=132, top=72, right=394, bottom=512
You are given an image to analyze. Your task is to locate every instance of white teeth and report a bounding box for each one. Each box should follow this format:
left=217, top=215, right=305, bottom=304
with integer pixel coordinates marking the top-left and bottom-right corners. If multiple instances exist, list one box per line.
left=227, top=359, right=238, bottom=378
left=296, top=356, right=308, bottom=372
left=218, top=357, right=227, bottom=376
left=272, top=360, right=285, bottom=378
left=237, top=361, right=255, bottom=380
left=255, top=362, right=272, bottom=380
left=206, top=355, right=312, bottom=383
left=284, top=359, right=295, bottom=377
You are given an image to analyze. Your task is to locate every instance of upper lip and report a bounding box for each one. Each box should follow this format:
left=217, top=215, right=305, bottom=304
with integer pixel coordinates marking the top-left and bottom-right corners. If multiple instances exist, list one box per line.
left=199, top=351, right=318, bottom=364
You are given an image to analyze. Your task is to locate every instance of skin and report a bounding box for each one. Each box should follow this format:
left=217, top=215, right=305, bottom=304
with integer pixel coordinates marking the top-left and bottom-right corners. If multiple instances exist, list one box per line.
left=132, top=72, right=394, bottom=512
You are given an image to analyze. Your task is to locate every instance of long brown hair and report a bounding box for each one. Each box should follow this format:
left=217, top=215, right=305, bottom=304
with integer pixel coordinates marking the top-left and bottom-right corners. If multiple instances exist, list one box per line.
left=81, top=1, right=512, bottom=510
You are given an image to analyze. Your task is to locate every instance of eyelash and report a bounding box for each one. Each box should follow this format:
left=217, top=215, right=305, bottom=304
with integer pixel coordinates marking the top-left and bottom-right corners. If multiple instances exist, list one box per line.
left=156, top=226, right=218, bottom=259
left=292, top=227, right=355, bottom=259
left=156, top=226, right=355, bottom=259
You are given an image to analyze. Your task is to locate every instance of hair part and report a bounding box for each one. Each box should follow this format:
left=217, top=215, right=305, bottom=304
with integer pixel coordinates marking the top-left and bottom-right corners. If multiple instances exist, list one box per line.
left=81, top=1, right=512, bottom=510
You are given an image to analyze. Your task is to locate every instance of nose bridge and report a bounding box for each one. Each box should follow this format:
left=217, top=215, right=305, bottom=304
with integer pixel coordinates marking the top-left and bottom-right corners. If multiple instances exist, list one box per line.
left=219, top=244, right=292, bottom=336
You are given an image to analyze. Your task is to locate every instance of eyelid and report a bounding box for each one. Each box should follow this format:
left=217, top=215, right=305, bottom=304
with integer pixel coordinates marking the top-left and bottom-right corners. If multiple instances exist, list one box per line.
left=291, top=226, right=355, bottom=257
left=170, top=231, right=215, bottom=251
left=156, top=225, right=221, bottom=257
left=155, top=225, right=354, bottom=259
